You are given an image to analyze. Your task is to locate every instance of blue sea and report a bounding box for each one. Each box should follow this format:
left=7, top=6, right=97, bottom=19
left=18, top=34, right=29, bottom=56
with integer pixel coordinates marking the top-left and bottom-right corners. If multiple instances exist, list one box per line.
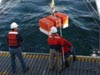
left=0, top=0, right=99, bottom=55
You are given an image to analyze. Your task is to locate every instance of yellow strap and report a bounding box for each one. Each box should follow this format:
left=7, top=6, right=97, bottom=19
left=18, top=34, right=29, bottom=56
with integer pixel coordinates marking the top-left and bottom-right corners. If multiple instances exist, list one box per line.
left=50, top=0, right=55, bottom=14
left=50, top=0, right=55, bottom=8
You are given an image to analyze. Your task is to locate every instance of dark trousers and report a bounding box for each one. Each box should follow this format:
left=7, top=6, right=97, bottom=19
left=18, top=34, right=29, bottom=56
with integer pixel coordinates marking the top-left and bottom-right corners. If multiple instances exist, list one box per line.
left=64, top=47, right=76, bottom=67
left=9, top=47, right=26, bottom=72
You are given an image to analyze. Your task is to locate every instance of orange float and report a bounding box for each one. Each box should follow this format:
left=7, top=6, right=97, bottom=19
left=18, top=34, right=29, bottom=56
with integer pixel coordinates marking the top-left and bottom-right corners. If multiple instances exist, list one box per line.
left=39, top=12, right=69, bottom=35
left=39, top=18, right=54, bottom=35
left=54, top=12, right=69, bottom=28
left=46, top=15, right=61, bottom=28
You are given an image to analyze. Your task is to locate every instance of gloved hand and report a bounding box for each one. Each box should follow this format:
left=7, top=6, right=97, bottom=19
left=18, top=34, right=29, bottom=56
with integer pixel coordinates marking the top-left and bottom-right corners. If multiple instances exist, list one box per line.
left=73, top=55, right=76, bottom=62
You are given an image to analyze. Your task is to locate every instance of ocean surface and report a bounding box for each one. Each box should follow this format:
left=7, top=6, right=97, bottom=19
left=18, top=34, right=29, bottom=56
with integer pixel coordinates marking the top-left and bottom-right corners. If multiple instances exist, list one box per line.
left=0, top=0, right=99, bottom=55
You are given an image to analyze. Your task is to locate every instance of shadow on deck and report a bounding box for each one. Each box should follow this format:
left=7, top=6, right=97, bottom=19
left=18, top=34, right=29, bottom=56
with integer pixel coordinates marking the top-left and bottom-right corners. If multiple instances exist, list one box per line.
left=0, top=51, right=100, bottom=75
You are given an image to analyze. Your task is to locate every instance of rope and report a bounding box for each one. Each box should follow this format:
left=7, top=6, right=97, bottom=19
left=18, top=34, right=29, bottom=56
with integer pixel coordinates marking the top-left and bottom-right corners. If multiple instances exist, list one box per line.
left=59, top=18, right=65, bottom=63
left=85, top=0, right=100, bottom=28
left=87, top=0, right=100, bottom=18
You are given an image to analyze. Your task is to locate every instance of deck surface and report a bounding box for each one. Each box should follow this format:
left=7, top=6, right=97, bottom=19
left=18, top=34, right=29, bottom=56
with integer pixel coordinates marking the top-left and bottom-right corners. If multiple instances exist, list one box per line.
left=0, top=52, right=100, bottom=75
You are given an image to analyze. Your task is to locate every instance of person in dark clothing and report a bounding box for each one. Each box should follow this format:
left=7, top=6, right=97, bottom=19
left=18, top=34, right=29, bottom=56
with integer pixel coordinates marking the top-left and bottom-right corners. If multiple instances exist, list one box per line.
left=60, top=38, right=76, bottom=67
left=7, top=22, right=29, bottom=73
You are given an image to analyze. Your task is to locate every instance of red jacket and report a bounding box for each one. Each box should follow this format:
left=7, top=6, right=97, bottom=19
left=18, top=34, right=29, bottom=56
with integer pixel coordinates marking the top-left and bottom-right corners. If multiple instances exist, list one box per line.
left=8, top=30, right=23, bottom=48
left=48, top=33, right=61, bottom=50
left=60, top=38, right=72, bottom=54
left=8, top=31, right=18, bottom=47
left=48, top=33, right=61, bottom=45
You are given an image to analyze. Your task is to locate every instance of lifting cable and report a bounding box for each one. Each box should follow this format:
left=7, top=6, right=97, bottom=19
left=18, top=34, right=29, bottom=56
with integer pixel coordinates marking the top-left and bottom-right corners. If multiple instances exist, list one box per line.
left=85, top=0, right=100, bottom=28
left=87, top=0, right=100, bottom=19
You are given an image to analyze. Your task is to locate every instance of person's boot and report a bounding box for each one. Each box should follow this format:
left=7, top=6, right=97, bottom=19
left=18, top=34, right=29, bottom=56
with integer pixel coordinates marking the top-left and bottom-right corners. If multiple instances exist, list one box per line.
left=12, top=70, right=15, bottom=73
left=58, top=68, right=63, bottom=73
left=23, top=67, right=29, bottom=73
left=49, top=66, right=55, bottom=71
left=65, top=60, right=69, bottom=67
left=12, top=67, right=16, bottom=73
left=58, top=64, right=65, bottom=73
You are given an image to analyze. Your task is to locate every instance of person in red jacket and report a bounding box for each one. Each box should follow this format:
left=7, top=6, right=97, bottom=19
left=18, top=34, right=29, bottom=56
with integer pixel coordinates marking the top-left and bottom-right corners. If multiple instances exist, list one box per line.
left=60, top=38, right=76, bottom=67
left=7, top=22, right=29, bottom=73
left=48, top=26, right=63, bottom=72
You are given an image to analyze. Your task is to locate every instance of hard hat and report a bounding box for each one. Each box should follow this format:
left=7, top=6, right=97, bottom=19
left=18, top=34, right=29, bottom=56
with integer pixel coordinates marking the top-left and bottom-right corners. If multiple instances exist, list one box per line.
left=50, top=26, right=57, bottom=33
left=10, top=22, right=19, bottom=29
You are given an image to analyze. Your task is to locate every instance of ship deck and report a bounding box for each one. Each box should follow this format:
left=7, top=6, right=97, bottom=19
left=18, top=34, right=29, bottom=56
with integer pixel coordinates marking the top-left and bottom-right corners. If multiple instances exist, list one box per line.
left=0, top=51, right=100, bottom=75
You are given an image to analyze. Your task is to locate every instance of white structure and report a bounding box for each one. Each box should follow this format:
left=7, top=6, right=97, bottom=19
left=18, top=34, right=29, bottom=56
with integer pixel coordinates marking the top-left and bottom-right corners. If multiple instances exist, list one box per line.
left=0, top=0, right=2, bottom=4
left=95, top=0, right=100, bottom=16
